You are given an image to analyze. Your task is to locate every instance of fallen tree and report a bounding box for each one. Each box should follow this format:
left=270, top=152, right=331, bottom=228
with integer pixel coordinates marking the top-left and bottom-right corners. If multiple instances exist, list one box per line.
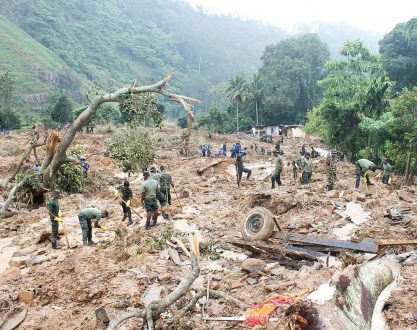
left=0, top=71, right=199, bottom=217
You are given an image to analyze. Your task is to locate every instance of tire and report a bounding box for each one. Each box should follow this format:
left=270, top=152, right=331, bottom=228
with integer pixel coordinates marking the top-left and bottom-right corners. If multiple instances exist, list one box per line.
left=241, top=207, right=275, bottom=241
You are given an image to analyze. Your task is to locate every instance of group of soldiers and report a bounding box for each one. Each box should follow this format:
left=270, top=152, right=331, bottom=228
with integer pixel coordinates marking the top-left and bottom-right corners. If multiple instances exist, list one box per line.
left=116, top=165, right=175, bottom=230
left=232, top=140, right=393, bottom=192
left=47, top=165, right=175, bottom=249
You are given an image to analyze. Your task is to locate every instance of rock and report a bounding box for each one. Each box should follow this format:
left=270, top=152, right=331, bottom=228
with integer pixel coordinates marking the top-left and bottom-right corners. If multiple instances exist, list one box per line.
left=180, top=190, right=191, bottom=198
left=246, top=277, right=258, bottom=285
left=159, top=249, right=170, bottom=260
left=95, top=307, right=110, bottom=325
left=412, top=310, right=417, bottom=321
left=265, top=281, right=295, bottom=292
left=18, top=291, right=35, bottom=305
left=26, top=255, right=47, bottom=267
left=148, top=272, right=159, bottom=281
left=241, top=258, right=266, bottom=273
left=351, top=192, right=366, bottom=202
left=398, top=191, right=414, bottom=203
left=264, top=262, right=280, bottom=274
left=326, top=190, right=340, bottom=198
left=299, top=228, right=309, bottom=234
left=364, top=199, right=380, bottom=209
left=315, top=186, right=325, bottom=193
left=209, top=281, right=220, bottom=290
left=158, top=273, right=171, bottom=283
left=9, top=256, right=29, bottom=268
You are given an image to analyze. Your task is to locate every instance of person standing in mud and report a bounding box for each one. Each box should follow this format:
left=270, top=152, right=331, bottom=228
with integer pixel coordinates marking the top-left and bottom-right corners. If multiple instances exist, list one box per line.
left=78, top=208, right=109, bottom=246
left=47, top=190, right=61, bottom=249
left=149, top=166, right=169, bottom=220
left=382, top=158, right=392, bottom=184
left=235, top=154, right=252, bottom=186
left=116, top=181, right=133, bottom=225
left=326, top=151, right=337, bottom=191
left=271, top=150, right=284, bottom=188
left=301, top=153, right=313, bottom=184
left=160, top=165, right=174, bottom=206
left=301, top=144, right=306, bottom=156
left=141, top=171, right=159, bottom=229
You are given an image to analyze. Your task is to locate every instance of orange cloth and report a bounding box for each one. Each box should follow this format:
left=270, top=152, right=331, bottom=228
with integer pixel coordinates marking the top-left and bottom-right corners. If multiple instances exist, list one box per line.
left=244, top=290, right=309, bottom=327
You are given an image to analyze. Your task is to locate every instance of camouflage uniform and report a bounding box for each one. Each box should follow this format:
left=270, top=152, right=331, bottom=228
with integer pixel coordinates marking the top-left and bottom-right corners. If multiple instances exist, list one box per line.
left=382, top=162, right=392, bottom=184
left=150, top=170, right=168, bottom=219
left=160, top=172, right=173, bottom=205
left=48, top=198, right=59, bottom=249
left=117, top=184, right=133, bottom=222
left=326, top=154, right=337, bottom=191
left=271, top=154, right=283, bottom=188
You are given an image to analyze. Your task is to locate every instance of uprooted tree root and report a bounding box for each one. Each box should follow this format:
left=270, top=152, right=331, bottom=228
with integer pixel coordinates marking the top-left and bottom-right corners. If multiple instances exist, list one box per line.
left=107, top=251, right=246, bottom=330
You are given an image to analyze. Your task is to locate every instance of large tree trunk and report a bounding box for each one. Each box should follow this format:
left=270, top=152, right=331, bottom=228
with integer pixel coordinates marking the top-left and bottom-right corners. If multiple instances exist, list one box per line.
left=288, top=257, right=400, bottom=330
left=404, top=152, right=412, bottom=185
left=1, top=72, right=199, bottom=216
left=255, top=100, right=259, bottom=126
left=236, top=102, right=239, bottom=132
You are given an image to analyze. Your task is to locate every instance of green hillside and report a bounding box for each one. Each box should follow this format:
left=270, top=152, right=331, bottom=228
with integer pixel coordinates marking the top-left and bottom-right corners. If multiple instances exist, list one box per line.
left=0, top=0, right=285, bottom=116
left=0, top=16, right=84, bottom=114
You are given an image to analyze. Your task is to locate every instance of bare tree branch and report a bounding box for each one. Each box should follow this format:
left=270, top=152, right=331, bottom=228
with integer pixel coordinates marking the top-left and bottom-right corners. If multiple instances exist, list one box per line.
left=0, top=176, right=30, bottom=218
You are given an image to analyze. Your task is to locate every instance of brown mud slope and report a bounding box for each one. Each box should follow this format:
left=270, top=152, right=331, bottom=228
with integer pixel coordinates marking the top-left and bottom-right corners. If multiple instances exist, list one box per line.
left=0, top=124, right=416, bottom=329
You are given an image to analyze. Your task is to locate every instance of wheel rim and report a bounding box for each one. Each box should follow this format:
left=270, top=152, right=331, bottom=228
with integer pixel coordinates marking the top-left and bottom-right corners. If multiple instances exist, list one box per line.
left=246, top=214, right=264, bottom=235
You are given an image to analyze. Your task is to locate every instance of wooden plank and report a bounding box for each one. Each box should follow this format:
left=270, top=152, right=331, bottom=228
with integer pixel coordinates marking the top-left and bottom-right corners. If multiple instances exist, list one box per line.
left=377, top=239, right=417, bottom=247
left=271, top=231, right=378, bottom=253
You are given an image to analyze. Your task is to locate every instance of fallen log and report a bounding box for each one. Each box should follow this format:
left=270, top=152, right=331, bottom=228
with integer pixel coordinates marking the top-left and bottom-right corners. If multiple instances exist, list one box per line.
left=196, top=159, right=228, bottom=175
left=287, top=257, right=401, bottom=330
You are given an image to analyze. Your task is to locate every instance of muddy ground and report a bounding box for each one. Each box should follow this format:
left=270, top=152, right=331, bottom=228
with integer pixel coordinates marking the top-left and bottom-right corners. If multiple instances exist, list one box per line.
left=0, top=124, right=416, bottom=329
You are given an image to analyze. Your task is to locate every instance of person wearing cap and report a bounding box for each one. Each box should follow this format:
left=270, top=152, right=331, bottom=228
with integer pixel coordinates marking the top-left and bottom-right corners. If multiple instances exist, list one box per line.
left=235, top=153, right=251, bottom=186
left=149, top=166, right=169, bottom=220
left=47, top=190, right=61, bottom=249
left=355, top=158, right=377, bottom=188
left=116, top=181, right=133, bottom=225
left=141, top=171, right=158, bottom=229
left=382, top=158, right=392, bottom=184
left=78, top=208, right=109, bottom=245
left=271, top=150, right=284, bottom=188
left=159, top=165, right=174, bottom=206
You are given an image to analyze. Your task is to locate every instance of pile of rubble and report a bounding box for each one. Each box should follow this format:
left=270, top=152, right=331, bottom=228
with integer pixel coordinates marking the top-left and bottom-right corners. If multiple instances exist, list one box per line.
left=0, top=125, right=416, bottom=329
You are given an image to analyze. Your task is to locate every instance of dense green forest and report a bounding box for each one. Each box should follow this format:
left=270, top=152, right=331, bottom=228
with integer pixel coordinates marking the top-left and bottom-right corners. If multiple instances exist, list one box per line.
left=304, top=18, right=417, bottom=180
left=0, top=0, right=381, bottom=124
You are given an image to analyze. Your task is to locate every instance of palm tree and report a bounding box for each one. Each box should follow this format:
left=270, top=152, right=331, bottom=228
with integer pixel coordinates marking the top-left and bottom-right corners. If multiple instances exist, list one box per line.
left=249, top=73, right=264, bottom=126
left=226, top=73, right=248, bottom=132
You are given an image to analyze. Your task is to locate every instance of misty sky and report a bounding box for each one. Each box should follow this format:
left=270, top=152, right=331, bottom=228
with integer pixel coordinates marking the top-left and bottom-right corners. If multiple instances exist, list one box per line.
left=185, top=0, right=416, bottom=34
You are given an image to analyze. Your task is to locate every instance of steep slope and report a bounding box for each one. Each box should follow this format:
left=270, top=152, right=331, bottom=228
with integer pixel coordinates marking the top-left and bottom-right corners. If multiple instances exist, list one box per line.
left=0, top=16, right=84, bottom=115
left=0, top=0, right=285, bottom=115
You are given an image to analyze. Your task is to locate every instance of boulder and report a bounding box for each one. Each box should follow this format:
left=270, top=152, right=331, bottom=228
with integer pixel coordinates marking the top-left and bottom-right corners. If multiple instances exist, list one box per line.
left=351, top=192, right=366, bottom=202
left=9, top=256, right=29, bottom=268
left=315, top=186, right=326, bottom=194
left=158, top=273, right=171, bottom=283
left=26, top=255, right=47, bottom=267
left=241, top=258, right=266, bottom=273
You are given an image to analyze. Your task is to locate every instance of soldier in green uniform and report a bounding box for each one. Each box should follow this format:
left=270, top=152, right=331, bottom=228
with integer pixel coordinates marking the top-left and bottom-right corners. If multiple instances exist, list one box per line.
left=78, top=208, right=109, bottom=246
left=354, top=159, right=377, bottom=188
left=116, top=181, right=133, bottom=225
left=141, top=171, right=159, bottom=229
left=301, top=153, right=312, bottom=184
left=382, top=158, right=392, bottom=184
left=47, top=190, right=61, bottom=249
left=149, top=166, right=169, bottom=219
left=271, top=150, right=284, bottom=188
left=326, top=151, right=338, bottom=191
left=159, top=165, right=174, bottom=206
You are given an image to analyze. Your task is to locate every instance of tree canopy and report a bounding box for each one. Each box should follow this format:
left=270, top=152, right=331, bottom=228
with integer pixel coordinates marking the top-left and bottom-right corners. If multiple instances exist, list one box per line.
left=379, top=18, right=417, bottom=91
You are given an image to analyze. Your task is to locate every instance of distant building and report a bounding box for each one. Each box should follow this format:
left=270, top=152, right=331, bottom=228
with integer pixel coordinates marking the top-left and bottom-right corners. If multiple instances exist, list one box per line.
left=251, top=124, right=305, bottom=138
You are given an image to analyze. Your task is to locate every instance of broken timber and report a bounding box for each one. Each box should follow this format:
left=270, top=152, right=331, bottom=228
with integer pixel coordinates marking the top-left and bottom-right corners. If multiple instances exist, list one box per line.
left=197, top=159, right=228, bottom=175
left=271, top=231, right=379, bottom=253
